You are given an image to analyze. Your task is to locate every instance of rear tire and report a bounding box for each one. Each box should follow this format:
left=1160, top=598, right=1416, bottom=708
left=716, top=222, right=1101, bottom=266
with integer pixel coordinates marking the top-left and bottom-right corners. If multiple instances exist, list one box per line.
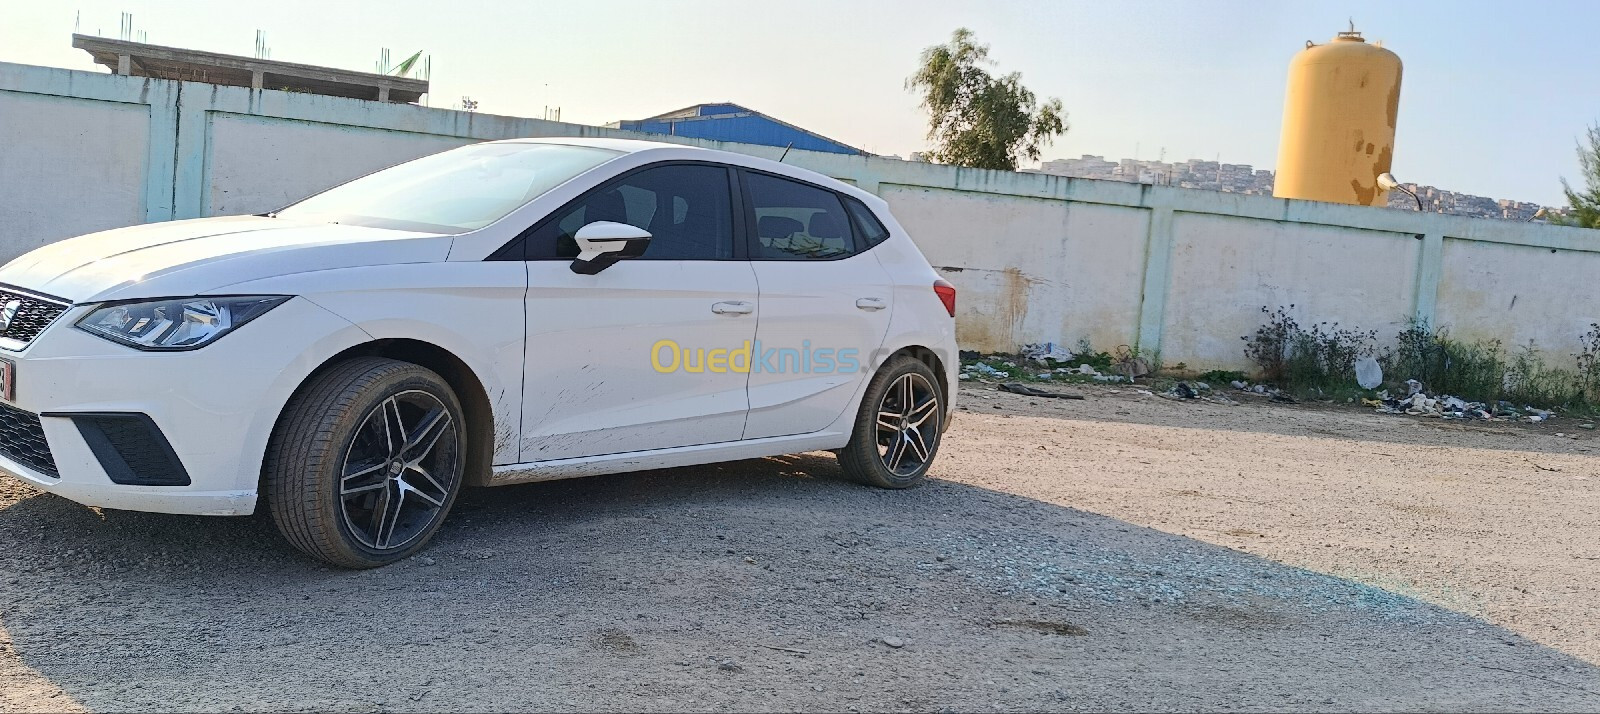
left=838, top=356, right=945, bottom=488
left=264, top=357, right=466, bottom=569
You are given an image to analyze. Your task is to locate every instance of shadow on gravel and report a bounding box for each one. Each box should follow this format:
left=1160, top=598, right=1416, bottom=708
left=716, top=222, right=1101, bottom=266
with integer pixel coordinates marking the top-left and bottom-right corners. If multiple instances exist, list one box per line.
left=3, top=454, right=1600, bottom=712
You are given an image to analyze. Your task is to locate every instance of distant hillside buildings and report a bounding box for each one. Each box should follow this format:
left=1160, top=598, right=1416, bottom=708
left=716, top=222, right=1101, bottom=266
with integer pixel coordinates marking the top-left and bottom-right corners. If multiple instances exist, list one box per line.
left=1034, top=155, right=1277, bottom=196
left=1030, top=154, right=1556, bottom=222
left=1385, top=183, right=1550, bottom=222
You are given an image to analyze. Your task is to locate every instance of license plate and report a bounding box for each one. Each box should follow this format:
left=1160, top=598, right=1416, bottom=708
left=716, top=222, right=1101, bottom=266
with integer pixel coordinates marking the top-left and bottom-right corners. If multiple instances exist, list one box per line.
left=0, top=358, right=12, bottom=402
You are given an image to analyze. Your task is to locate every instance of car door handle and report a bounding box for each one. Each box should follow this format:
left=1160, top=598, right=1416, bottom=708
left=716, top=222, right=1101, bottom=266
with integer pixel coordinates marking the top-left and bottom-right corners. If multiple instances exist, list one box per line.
left=711, top=301, right=754, bottom=315
left=855, top=297, right=887, bottom=311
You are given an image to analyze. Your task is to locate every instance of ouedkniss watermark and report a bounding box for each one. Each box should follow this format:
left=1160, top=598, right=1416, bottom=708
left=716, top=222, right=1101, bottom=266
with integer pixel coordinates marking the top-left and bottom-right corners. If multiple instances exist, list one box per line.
left=651, top=339, right=862, bottom=374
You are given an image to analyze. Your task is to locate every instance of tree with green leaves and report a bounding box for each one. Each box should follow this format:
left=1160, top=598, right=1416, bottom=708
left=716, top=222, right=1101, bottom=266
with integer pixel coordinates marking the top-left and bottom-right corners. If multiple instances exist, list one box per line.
left=1557, top=123, right=1600, bottom=228
left=907, top=28, right=1067, bottom=170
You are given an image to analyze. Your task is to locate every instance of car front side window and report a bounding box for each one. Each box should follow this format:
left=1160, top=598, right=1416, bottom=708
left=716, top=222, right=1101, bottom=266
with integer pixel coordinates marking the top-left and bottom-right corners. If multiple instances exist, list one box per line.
left=524, top=164, right=735, bottom=260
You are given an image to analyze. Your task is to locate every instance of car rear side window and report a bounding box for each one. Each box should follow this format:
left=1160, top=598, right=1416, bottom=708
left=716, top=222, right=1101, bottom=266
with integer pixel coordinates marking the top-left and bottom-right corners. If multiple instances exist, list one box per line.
left=842, top=196, right=891, bottom=248
left=745, top=172, right=857, bottom=261
left=525, top=164, right=735, bottom=260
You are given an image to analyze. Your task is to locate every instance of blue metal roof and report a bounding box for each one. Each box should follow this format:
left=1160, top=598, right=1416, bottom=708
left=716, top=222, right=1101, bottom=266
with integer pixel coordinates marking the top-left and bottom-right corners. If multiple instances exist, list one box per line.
left=615, top=103, right=866, bottom=156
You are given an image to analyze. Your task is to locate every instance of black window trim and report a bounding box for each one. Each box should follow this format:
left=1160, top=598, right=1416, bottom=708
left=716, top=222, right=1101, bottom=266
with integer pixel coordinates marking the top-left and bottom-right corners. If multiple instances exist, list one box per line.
left=737, top=167, right=869, bottom=263
left=841, top=193, right=892, bottom=249
left=487, top=159, right=745, bottom=262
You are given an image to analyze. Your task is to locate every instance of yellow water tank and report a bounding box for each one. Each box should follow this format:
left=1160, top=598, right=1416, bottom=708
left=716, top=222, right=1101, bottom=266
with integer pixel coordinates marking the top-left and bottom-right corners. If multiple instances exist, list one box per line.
left=1273, top=27, right=1403, bottom=206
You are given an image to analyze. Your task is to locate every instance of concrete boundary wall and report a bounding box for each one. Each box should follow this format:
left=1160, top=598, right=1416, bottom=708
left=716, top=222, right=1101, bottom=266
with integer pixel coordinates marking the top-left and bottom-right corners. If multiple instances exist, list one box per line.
left=3, top=60, right=1598, bottom=371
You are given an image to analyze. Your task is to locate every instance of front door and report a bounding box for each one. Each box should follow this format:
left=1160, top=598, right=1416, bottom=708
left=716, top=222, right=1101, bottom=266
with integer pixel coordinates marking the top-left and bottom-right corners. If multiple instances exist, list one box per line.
left=520, top=163, right=757, bottom=462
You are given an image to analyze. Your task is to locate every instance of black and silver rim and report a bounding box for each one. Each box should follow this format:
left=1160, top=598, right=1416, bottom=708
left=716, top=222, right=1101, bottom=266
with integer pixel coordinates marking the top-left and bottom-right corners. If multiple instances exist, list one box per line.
left=876, top=373, right=941, bottom=477
left=339, top=390, right=459, bottom=551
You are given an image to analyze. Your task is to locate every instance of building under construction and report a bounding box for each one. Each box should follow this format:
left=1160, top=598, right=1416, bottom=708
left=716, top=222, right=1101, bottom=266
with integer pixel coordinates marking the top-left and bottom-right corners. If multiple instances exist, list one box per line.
left=72, top=34, right=428, bottom=104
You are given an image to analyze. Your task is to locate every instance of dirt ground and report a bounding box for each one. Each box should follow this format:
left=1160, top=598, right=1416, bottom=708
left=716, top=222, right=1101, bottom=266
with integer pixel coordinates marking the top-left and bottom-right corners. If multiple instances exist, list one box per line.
left=3, top=384, right=1600, bottom=712
left=955, top=383, right=1600, bottom=663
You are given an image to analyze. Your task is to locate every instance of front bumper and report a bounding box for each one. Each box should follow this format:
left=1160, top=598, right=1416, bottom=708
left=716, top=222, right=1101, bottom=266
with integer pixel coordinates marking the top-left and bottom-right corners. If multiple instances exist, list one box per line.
left=0, top=296, right=366, bottom=515
left=0, top=450, right=253, bottom=515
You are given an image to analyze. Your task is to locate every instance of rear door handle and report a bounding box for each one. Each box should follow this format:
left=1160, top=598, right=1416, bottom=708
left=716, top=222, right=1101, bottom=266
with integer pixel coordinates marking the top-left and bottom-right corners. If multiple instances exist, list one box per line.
left=855, top=297, right=886, bottom=311
left=712, top=301, right=754, bottom=315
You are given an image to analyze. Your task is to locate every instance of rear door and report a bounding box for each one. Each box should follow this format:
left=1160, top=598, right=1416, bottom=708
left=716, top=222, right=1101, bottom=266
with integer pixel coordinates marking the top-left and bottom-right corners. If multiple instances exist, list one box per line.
left=740, top=170, right=893, bottom=439
left=519, top=162, right=758, bottom=462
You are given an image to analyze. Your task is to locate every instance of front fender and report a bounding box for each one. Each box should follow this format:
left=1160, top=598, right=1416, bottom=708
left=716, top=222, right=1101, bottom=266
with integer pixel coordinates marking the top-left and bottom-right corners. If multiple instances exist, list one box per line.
left=217, top=261, right=527, bottom=465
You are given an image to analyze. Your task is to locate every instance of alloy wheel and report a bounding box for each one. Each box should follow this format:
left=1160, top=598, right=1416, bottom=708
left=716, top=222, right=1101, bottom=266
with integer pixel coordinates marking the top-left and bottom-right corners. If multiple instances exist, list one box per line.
left=338, top=390, right=459, bottom=551
left=875, top=372, right=941, bottom=476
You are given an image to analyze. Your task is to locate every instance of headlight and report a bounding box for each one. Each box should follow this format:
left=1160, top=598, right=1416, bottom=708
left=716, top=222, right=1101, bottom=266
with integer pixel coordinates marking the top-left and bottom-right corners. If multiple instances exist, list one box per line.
left=75, top=296, right=290, bottom=351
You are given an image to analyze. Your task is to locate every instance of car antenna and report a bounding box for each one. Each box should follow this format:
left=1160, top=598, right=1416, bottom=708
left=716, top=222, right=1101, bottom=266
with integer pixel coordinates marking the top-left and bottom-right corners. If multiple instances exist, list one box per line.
left=778, top=142, right=793, bottom=163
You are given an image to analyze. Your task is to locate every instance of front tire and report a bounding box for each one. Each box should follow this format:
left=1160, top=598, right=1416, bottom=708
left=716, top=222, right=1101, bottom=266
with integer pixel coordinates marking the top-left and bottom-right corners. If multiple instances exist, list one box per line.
left=265, top=357, right=466, bottom=568
left=838, top=356, right=945, bottom=488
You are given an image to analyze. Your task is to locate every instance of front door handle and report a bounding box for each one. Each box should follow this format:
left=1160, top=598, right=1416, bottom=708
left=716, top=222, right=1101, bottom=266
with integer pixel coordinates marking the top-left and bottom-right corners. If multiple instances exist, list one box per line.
left=712, top=301, right=754, bottom=315
left=855, top=297, right=887, bottom=311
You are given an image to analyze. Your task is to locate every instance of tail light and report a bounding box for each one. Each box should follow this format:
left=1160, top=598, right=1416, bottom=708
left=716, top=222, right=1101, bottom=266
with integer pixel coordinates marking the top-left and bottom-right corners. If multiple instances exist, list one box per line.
left=932, top=279, right=956, bottom=317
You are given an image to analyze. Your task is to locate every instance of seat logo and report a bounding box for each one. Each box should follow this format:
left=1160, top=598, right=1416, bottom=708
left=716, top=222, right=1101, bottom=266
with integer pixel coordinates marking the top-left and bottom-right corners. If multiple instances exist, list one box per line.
left=0, top=300, right=19, bottom=333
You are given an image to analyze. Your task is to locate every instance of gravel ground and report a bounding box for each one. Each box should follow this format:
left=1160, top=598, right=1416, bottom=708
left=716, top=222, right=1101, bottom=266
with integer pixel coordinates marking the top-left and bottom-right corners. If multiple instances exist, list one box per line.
left=2, top=385, right=1599, bottom=712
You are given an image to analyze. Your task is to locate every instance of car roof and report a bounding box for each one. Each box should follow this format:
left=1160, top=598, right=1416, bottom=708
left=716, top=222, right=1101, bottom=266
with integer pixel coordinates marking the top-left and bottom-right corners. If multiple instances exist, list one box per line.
left=496, top=136, right=696, bottom=154
left=492, top=136, right=879, bottom=205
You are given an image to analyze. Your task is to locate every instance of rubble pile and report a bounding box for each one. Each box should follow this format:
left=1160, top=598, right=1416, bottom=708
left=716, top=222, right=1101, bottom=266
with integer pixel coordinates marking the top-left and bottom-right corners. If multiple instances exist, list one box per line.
left=1360, top=379, right=1555, bottom=423
left=1162, top=380, right=1295, bottom=406
left=958, top=345, right=1589, bottom=429
left=1222, top=379, right=1296, bottom=400
left=960, top=346, right=1133, bottom=384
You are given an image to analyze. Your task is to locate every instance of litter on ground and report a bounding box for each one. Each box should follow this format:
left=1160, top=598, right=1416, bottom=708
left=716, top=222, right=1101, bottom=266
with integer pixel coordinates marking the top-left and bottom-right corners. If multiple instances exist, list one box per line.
left=1000, top=382, right=1085, bottom=400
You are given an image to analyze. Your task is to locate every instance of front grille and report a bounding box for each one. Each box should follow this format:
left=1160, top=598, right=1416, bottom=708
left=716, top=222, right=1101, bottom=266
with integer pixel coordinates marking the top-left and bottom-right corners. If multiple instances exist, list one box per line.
left=0, top=402, right=56, bottom=477
left=0, top=286, right=70, bottom=346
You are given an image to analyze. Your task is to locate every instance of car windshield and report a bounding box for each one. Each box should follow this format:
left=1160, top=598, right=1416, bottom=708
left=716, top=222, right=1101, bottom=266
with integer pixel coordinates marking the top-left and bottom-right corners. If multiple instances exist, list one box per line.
left=276, top=143, right=622, bottom=234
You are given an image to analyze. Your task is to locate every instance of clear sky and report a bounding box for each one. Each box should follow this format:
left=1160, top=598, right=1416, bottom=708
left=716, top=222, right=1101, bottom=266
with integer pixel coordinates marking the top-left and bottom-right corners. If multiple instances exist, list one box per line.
left=2, top=0, right=1595, bottom=205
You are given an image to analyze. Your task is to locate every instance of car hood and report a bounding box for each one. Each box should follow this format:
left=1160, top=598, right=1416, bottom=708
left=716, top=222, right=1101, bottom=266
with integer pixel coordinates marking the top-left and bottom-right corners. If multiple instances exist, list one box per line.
left=0, top=216, right=452, bottom=303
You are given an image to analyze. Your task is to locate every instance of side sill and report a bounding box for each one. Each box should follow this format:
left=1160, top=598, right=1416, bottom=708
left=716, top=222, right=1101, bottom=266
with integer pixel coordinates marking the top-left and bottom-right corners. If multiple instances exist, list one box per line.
left=490, top=431, right=850, bottom=486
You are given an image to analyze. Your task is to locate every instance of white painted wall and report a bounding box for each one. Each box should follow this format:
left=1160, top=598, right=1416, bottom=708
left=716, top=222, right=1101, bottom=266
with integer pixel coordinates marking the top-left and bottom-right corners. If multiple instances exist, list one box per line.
left=883, top=185, right=1148, bottom=353
left=205, top=114, right=475, bottom=215
left=1437, top=239, right=1600, bottom=358
left=4, top=60, right=1599, bottom=374
left=1163, top=214, right=1420, bottom=371
left=1054, top=203, right=1151, bottom=355
left=0, top=91, right=150, bottom=253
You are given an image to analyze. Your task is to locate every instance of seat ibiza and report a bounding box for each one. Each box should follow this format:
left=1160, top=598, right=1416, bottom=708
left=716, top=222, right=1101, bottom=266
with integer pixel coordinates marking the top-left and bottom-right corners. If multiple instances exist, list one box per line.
left=0, top=138, right=957, bottom=567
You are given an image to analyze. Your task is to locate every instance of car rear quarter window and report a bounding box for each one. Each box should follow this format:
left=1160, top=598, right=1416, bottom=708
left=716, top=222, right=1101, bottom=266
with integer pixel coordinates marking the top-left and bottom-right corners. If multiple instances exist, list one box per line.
left=842, top=196, right=891, bottom=248
left=526, top=163, right=735, bottom=260
left=744, top=173, right=857, bottom=261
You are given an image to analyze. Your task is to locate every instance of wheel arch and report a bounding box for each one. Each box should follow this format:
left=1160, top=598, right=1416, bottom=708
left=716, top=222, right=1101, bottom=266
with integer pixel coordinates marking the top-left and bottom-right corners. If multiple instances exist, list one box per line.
left=272, top=338, right=497, bottom=491
left=883, top=344, right=949, bottom=402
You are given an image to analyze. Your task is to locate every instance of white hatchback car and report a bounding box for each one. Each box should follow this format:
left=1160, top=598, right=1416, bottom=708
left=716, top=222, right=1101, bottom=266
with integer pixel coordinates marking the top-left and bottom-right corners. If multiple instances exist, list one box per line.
left=0, top=138, right=957, bottom=567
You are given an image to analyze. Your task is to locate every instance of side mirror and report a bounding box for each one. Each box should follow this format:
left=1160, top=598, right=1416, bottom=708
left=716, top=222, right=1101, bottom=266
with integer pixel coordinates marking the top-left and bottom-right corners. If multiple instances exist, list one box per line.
left=570, top=221, right=651, bottom=275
